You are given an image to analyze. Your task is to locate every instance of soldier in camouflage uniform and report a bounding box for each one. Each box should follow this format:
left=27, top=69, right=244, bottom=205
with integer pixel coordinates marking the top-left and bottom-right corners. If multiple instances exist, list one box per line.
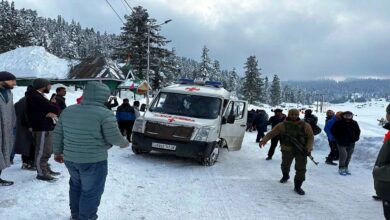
left=260, top=109, right=314, bottom=195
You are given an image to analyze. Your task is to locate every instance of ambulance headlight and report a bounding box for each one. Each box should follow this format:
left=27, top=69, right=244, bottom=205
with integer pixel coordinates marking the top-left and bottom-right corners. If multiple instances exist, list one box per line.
left=194, top=126, right=216, bottom=142
left=132, top=119, right=144, bottom=133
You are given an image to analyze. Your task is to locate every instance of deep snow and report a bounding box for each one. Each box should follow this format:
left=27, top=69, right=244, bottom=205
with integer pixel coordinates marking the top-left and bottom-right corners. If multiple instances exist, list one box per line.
left=0, top=86, right=387, bottom=220
left=0, top=46, right=73, bottom=79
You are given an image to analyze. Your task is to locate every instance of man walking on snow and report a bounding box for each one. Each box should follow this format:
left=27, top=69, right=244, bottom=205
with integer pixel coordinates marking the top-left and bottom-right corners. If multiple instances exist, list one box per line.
left=0, top=71, right=17, bottom=186
left=53, top=81, right=129, bottom=220
left=259, top=109, right=314, bottom=195
left=331, top=111, right=360, bottom=175
left=265, top=109, right=286, bottom=160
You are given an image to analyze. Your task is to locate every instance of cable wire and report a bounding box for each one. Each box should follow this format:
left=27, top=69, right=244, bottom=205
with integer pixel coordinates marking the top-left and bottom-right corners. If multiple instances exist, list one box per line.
left=105, top=0, right=125, bottom=24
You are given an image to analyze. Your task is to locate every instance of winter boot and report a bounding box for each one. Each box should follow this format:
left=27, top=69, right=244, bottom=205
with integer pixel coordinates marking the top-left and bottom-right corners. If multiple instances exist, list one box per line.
left=345, top=168, right=351, bottom=175
left=280, top=173, right=290, bottom=183
left=266, top=156, right=272, bottom=160
left=338, top=168, right=347, bottom=176
left=325, top=157, right=337, bottom=166
left=48, top=167, right=61, bottom=176
left=294, top=179, right=305, bottom=195
left=36, top=174, right=57, bottom=182
left=0, top=178, right=14, bottom=186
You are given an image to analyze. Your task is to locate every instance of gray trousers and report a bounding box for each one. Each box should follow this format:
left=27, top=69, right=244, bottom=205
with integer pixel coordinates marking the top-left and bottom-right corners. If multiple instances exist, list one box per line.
left=33, top=131, right=53, bottom=176
left=338, top=144, right=355, bottom=169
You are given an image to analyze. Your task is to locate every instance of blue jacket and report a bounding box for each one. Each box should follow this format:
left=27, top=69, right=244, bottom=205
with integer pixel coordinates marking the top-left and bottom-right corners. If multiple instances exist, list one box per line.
left=324, top=115, right=336, bottom=141
left=116, top=104, right=135, bottom=121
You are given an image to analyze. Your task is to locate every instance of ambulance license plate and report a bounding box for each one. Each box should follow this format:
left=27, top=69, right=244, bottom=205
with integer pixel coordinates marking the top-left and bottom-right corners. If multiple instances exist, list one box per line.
left=152, top=142, right=177, bottom=151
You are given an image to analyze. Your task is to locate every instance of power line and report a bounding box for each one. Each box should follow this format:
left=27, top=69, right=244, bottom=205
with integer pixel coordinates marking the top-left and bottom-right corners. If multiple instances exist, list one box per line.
left=123, top=0, right=135, bottom=13
left=120, top=0, right=132, bottom=14
left=105, top=0, right=125, bottom=24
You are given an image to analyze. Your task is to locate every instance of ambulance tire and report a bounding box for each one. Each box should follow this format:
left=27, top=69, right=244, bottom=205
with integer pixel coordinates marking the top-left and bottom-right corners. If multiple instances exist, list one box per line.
left=201, top=145, right=219, bottom=166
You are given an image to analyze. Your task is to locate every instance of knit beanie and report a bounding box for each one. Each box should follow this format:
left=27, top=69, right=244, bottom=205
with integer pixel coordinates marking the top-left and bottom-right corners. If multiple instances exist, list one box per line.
left=0, top=71, right=16, bottom=81
left=288, top=109, right=300, bottom=117
left=32, top=78, right=50, bottom=89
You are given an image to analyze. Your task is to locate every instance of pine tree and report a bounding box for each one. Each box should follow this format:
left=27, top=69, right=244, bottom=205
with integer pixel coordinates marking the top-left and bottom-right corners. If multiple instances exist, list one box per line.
left=114, top=6, right=172, bottom=86
left=198, top=46, right=212, bottom=80
left=270, top=74, right=281, bottom=106
left=242, top=56, right=263, bottom=104
left=264, top=76, right=269, bottom=104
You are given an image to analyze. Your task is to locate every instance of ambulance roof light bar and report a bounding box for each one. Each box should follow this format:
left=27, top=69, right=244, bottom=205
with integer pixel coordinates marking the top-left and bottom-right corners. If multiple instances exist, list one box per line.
left=177, top=78, right=223, bottom=88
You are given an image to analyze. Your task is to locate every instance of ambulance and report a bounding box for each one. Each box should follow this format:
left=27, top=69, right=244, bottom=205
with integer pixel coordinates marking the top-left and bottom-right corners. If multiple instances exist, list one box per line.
left=131, top=79, right=248, bottom=166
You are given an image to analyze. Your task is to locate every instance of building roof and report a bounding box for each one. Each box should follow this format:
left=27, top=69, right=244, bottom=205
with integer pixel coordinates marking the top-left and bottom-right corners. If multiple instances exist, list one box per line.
left=68, top=56, right=125, bottom=80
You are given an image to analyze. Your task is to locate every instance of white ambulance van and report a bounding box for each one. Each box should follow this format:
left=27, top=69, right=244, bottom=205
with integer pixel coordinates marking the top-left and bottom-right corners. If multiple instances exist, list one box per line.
left=131, top=79, right=248, bottom=165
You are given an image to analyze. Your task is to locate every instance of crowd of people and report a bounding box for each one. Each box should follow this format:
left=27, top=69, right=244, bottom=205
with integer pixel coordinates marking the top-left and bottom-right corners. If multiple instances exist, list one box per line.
left=0, top=72, right=142, bottom=219
left=251, top=105, right=389, bottom=218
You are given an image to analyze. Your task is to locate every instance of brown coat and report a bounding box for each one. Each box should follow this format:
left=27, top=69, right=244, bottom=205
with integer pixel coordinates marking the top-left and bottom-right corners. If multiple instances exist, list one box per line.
left=262, top=119, right=314, bottom=152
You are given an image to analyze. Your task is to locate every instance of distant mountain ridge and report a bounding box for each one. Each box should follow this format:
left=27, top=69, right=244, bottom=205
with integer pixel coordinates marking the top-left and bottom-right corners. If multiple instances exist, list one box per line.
left=283, top=78, right=390, bottom=103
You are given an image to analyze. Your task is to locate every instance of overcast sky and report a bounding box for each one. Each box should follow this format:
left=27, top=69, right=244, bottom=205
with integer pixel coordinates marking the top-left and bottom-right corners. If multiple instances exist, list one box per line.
left=12, top=0, right=390, bottom=80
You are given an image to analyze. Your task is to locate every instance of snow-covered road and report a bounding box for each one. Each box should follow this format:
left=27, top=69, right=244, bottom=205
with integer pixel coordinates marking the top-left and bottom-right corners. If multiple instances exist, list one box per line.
left=0, top=131, right=383, bottom=220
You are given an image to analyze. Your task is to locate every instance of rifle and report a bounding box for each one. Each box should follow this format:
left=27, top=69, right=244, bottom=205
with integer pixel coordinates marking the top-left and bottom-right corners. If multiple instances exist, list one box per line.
left=284, top=134, right=319, bottom=166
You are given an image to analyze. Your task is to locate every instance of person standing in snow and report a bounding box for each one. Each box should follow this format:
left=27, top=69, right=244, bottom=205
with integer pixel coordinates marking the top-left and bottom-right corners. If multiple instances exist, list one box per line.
left=0, top=71, right=17, bottom=186
left=26, top=78, right=61, bottom=181
left=247, top=109, right=256, bottom=132
left=52, top=81, right=129, bottom=220
left=116, top=98, right=136, bottom=142
left=55, top=86, right=67, bottom=113
left=265, top=109, right=286, bottom=160
left=133, top=101, right=141, bottom=118
left=260, top=109, right=314, bottom=195
left=331, top=111, right=360, bottom=175
left=14, top=85, right=36, bottom=170
left=323, top=110, right=339, bottom=165
left=373, top=104, right=390, bottom=220
left=304, top=109, right=321, bottom=135
left=254, top=109, right=269, bottom=142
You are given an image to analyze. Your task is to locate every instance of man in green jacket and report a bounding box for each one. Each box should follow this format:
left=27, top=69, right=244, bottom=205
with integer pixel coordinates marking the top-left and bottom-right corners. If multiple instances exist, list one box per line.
left=373, top=103, right=390, bottom=220
left=53, top=81, right=129, bottom=220
left=260, top=109, right=314, bottom=195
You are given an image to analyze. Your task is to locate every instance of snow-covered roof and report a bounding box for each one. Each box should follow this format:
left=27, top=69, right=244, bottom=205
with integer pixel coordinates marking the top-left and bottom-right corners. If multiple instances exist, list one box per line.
left=68, top=56, right=125, bottom=80
left=162, top=84, right=230, bottom=99
left=0, top=46, right=71, bottom=79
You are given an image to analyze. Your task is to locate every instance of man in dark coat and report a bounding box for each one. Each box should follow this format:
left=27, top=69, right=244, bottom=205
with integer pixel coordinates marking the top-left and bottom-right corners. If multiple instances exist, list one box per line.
left=55, top=86, right=67, bottom=113
left=116, top=99, right=136, bottom=142
left=331, top=111, right=361, bottom=176
left=246, top=109, right=256, bottom=132
left=254, top=109, right=269, bottom=142
left=0, top=71, right=17, bottom=186
left=373, top=104, right=390, bottom=220
left=266, top=109, right=286, bottom=160
left=26, top=78, right=60, bottom=181
left=14, top=85, right=36, bottom=170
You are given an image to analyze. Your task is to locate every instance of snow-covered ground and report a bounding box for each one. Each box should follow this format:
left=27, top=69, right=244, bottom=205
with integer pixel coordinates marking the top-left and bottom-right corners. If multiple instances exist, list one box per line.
left=0, top=86, right=387, bottom=220
left=0, top=46, right=74, bottom=79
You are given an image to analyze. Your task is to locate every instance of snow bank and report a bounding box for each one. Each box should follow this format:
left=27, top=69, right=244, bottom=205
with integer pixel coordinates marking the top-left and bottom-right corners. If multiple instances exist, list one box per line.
left=0, top=46, right=72, bottom=79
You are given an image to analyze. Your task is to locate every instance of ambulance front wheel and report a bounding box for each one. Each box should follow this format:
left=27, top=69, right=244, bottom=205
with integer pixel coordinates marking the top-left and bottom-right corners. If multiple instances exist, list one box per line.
left=201, top=146, right=219, bottom=166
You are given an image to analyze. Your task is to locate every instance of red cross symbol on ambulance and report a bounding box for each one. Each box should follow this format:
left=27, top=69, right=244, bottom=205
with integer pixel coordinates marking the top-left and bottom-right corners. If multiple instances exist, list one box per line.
left=185, top=87, right=200, bottom=92
left=168, top=117, right=175, bottom=123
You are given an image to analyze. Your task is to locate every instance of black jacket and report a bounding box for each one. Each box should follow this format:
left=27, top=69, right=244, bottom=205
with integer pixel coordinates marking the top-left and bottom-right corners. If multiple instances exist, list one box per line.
left=268, top=115, right=286, bottom=128
left=331, top=119, right=361, bottom=146
left=26, top=90, right=59, bottom=131
left=55, top=95, right=67, bottom=112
